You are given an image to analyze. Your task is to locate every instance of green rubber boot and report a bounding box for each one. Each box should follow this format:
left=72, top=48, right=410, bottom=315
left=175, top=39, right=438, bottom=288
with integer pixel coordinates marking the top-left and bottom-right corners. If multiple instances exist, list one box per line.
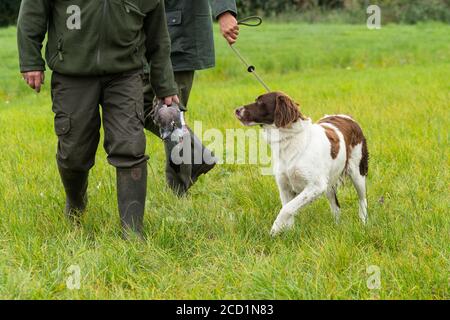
left=57, top=165, right=89, bottom=222
left=116, top=162, right=147, bottom=239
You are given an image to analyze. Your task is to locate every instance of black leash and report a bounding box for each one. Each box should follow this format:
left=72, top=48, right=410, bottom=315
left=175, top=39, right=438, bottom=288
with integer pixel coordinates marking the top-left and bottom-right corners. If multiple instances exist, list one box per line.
left=237, top=15, right=263, bottom=27
left=230, top=16, right=271, bottom=92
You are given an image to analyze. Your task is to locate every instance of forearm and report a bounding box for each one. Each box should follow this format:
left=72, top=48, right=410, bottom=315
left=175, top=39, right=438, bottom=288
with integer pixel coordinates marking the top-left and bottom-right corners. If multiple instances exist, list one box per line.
left=211, top=0, right=239, bottom=45
left=17, top=0, right=50, bottom=72
left=144, top=1, right=177, bottom=98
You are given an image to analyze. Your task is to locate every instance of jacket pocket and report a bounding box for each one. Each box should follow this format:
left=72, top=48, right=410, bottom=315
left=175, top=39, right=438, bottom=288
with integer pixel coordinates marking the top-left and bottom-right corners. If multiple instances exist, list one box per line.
left=48, top=37, right=64, bottom=69
left=130, top=37, right=150, bottom=76
left=108, top=0, right=145, bottom=46
left=54, top=114, right=71, bottom=136
left=166, top=10, right=193, bottom=55
left=167, top=10, right=182, bottom=26
left=123, top=0, right=146, bottom=17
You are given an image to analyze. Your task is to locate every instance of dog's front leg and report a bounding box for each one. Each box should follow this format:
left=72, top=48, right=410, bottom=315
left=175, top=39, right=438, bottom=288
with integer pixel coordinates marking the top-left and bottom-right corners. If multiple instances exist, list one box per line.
left=270, top=184, right=325, bottom=237
left=276, top=176, right=296, bottom=206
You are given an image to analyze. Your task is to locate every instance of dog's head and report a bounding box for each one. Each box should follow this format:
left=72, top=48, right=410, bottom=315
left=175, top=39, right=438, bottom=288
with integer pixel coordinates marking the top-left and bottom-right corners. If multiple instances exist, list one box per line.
left=235, top=92, right=305, bottom=128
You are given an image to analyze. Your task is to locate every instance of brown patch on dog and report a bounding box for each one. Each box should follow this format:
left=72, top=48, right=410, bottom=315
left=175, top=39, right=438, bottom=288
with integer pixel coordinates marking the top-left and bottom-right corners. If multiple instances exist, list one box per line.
left=318, top=116, right=369, bottom=175
left=274, top=93, right=305, bottom=128
left=320, top=124, right=340, bottom=159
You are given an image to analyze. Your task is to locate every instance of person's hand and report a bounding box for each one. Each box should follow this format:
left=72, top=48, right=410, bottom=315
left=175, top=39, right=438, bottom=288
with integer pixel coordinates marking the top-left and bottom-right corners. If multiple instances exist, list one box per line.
left=218, top=12, right=239, bottom=45
left=160, top=95, right=180, bottom=106
left=22, top=71, right=45, bottom=93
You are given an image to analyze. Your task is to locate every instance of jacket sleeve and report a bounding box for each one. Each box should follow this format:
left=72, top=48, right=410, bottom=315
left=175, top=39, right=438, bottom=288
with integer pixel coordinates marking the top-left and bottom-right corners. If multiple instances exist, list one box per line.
left=17, top=0, right=51, bottom=72
left=210, top=0, right=237, bottom=19
left=144, top=0, right=178, bottom=98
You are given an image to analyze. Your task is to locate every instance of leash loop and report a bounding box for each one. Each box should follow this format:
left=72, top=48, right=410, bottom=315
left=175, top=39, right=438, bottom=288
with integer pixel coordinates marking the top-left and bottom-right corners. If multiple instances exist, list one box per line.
left=237, top=16, right=263, bottom=27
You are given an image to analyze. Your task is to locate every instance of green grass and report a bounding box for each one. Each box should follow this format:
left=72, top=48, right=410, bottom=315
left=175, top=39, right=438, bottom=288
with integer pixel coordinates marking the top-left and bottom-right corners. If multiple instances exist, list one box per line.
left=0, top=23, right=449, bottom=299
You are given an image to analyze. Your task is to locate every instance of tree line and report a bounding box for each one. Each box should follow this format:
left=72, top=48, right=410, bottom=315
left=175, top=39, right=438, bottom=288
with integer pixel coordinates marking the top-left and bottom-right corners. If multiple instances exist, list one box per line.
left=1, top=0, right=449, bottom=27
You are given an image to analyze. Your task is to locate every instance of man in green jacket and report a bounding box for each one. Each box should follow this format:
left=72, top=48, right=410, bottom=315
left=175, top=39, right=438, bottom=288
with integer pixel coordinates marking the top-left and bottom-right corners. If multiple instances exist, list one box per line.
left=144, top=0, right=239, bottom=196
left=17, top=0, right=179, bottom=238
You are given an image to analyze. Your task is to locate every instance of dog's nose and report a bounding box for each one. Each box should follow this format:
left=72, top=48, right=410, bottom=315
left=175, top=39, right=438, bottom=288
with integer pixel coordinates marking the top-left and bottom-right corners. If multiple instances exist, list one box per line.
left=235, top=107, right=243, bottom=117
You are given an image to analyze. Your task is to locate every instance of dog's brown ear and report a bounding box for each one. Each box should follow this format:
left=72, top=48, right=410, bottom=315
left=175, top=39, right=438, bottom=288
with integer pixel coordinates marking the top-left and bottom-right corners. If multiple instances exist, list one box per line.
left=274, top=93, right=304, bottom=128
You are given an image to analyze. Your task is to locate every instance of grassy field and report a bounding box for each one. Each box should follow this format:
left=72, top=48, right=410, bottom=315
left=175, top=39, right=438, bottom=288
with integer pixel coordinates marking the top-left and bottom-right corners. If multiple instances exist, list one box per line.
left=0, top=22, right=449, bottom=299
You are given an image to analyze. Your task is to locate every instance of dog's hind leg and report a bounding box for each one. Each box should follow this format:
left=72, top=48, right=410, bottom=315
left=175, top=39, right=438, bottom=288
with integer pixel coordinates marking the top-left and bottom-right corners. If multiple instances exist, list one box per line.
left=350, top=173, right=368, bottom=224
left=270, top=183, right=326, bottom=236
left=348, top=142, right=369, bottom=224
left=326, top=187, right=341, bottom=223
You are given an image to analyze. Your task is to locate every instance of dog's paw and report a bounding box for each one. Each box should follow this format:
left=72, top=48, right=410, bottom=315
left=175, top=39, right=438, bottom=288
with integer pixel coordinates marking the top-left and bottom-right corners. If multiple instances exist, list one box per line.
left=269, top=222, right=281, bottom=237
left=270, top=215, right=294, bottom=237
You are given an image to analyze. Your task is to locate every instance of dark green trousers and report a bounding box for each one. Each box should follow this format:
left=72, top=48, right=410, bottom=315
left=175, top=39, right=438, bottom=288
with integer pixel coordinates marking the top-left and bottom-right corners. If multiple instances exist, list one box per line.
left=143, top=71, right=194, bottom=134
left=51, top=69, right=149, bottom=171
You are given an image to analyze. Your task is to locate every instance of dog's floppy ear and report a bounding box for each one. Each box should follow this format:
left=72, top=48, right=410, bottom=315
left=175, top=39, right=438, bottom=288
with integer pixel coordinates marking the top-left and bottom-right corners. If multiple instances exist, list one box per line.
left=274, top=93, right=304, bottom=128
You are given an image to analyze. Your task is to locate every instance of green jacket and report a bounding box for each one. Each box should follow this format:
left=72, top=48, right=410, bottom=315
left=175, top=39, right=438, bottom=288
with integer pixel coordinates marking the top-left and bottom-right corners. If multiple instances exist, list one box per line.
left=164, top=0, right=237, bottom=72
left=17, top=0, right=177, bottom=97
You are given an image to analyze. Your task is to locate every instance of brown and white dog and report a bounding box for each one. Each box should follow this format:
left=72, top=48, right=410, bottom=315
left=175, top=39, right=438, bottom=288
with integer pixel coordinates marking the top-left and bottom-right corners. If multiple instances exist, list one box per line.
left=235, top=92, right=369, bottom=236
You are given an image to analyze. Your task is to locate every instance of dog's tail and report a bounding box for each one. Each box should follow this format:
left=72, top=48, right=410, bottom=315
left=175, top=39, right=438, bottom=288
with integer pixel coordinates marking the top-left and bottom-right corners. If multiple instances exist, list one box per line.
left=359, top=137, right=369, bottom=176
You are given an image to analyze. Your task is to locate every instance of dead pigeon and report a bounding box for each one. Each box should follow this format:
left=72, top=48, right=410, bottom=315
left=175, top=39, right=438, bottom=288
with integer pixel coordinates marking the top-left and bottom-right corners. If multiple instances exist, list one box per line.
left=152, top=101, right=184, bottom=140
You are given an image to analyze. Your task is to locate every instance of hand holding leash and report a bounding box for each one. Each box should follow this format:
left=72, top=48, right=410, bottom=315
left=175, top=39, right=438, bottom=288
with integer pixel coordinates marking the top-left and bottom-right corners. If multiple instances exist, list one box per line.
left=218, top=12, right=239, bottom=45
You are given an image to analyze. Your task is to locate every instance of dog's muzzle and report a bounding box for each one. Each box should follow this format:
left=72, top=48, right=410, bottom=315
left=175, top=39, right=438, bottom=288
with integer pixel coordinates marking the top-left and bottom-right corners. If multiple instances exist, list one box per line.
left=235, top=107, right=245, bottom=120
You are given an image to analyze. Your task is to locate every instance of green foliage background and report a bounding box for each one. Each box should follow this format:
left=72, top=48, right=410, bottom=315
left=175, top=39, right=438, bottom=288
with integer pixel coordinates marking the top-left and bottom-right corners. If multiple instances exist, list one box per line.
left=1, top=0, right=449, bottom=27
left=235, top=0, right=450, bottom=23
left=0, top=0, right=21, bottom=27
